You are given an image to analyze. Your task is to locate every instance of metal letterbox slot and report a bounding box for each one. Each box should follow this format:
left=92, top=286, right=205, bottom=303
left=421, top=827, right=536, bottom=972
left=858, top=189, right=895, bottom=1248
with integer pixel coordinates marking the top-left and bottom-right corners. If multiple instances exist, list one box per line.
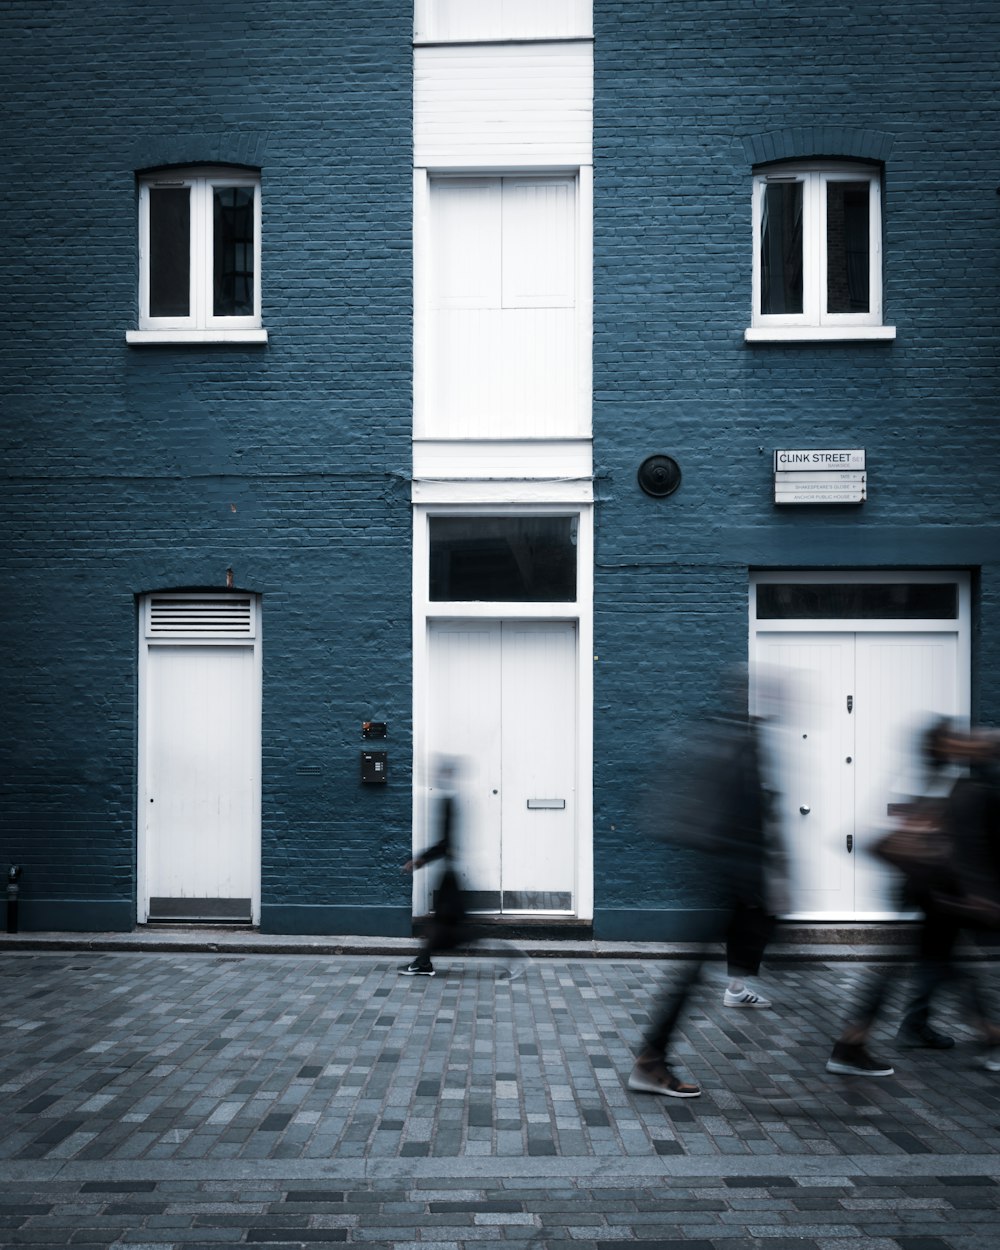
left=526, top=798, right=565, bottom=810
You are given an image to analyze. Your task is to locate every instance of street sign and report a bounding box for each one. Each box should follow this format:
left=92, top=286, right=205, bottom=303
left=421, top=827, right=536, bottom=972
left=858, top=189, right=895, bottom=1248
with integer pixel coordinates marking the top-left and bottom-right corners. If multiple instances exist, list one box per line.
left=774, top=449, right=867, bottom=504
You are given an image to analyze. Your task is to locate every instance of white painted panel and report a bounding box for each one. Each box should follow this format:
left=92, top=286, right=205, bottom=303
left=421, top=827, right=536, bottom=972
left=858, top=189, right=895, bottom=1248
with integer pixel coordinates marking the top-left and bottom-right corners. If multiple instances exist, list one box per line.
left=502, top=179, right=575, bottom=308
left=414, top=43, right=593, bottom=166
left=427, top=621, right=503, bottom=897
left=853, top=633, right=959, bottom=913
left=430, top=180, right=501, bottom=309
left=415, top=0, right=592, bottom=42
left=145, top=645, right=257, bottom=903
left=500, top=622, right=576, bottom=906
left=428, top=176, right=579, bottom=439
left=413, top=438, right=593, bottom=482
left=755, top=634, right=855, bottom=915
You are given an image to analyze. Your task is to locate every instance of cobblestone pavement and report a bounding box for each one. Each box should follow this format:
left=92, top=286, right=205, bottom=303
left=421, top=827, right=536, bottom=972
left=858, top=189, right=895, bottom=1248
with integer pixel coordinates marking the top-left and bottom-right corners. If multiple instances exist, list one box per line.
left=1, top=950, right=999, bottom=1247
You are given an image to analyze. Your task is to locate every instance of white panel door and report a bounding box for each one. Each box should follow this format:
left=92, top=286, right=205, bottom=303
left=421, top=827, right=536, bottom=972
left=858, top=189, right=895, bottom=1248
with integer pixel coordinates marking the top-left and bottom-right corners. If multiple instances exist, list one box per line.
left=755, top=630, right=961, bottom=916
left=500, top=622, right=577, bottom=909
left=425, top=621, right=503, bottom=898
left=756, top=633, right=856, bottom=914
left=853, top=632, right=960, bottom=912
left=144, top=644, right=258, bottom=915
left=426, top=620, right=577, bottom=912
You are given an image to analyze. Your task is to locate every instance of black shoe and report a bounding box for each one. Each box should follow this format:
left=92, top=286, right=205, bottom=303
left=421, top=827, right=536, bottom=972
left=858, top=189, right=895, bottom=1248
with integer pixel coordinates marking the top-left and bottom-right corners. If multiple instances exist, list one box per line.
left=896, top=1020, right=955, bottom=1049
left=398, top=961, right=435, bottom=976
left=826, top=1041, right=894, bottom=1077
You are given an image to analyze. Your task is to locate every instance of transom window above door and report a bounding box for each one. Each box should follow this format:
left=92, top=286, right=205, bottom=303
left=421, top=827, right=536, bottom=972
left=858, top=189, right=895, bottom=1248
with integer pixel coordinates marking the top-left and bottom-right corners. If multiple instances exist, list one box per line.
left=429, top=515, right=578, bottom=602
left=747, top=162, right=895, bottom=343
left=756, top=582, right=959, bottom=621
left=129, top=166, right=266, bottom=344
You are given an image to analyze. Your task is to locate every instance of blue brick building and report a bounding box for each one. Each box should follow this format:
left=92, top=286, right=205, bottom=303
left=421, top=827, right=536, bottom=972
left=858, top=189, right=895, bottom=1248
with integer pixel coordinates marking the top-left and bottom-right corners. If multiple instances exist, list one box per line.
left=2, top=1, right=998, bottom=938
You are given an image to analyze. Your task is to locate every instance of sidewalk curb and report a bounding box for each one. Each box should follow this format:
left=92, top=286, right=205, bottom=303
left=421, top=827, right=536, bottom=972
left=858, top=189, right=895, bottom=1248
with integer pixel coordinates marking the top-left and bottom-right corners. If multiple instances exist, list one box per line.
left=3, top=928, right=997, bottom=961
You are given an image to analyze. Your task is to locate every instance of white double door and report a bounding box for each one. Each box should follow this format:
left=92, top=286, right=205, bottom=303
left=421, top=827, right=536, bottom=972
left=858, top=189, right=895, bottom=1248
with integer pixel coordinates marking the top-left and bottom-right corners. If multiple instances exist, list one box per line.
left=140, top=643, right=260, bottom=922
left=426, top=620, right=577, bottom=913
left=754, top=630, right=962, bottom=917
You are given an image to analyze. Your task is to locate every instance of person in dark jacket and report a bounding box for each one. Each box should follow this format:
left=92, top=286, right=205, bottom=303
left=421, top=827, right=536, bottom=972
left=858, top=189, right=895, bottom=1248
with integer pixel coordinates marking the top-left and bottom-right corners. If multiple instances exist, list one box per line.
left=894, top=721, right=1000, bottom=1059
left=400, top=758, right=526, bottom=979
left=827, top=718, right=1000, bottom=1077
left=629, top=671, right=787, bottom=1098
left=399, top=759, right=468, bottom=976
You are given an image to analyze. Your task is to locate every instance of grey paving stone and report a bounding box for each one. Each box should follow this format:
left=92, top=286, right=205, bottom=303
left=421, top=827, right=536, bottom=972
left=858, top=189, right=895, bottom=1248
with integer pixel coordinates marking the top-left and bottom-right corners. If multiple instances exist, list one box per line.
left=2, top=951, right=1000, bottom=1247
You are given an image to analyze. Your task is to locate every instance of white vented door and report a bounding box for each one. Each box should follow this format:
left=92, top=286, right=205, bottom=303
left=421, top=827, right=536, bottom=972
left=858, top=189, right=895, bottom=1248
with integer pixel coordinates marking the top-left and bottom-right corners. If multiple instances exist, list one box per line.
left=139, top=595, right=261, bottom=923
left=426, top=620, right=577, bottom=912
left=755, top=630, right=960, bottom=916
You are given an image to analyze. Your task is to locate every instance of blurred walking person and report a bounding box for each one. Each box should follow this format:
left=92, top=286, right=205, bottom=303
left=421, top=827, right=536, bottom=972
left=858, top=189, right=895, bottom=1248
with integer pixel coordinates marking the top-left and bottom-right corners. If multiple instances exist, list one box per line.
left=400, top=757, right=526, bottom=979
left=827, top=717, right=1000, bottom=1076
left=399, top=758, right=469, bottom=976
left=628, top=668, right=788, bottom=1098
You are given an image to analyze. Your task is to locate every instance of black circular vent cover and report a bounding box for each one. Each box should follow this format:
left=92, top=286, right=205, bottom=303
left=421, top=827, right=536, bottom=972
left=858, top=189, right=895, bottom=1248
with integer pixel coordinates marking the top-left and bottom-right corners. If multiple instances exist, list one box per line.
left=637, top=455, right=682, bottom=498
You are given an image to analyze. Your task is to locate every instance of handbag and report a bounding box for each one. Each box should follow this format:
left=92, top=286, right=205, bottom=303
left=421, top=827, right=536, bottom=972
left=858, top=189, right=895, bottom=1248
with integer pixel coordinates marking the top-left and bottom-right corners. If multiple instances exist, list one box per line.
left=873, top=795, right=1000, bottom=930
left=871, top=798, right=952, bottom=894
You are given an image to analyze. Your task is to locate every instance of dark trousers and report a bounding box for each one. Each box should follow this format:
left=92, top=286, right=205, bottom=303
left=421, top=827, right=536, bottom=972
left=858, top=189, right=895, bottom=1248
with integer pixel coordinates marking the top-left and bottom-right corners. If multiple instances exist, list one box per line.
left=845, top=905, right=995, bottom=1037
left=643, top=897, right=771, bottom=1059
left=726, top=903, right=773, bottom=977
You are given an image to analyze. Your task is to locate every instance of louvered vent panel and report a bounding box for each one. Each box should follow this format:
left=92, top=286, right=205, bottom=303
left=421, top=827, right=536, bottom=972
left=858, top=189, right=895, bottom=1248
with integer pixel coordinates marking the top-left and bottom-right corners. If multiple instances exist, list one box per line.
left=148, top=596, right=254, bottom=638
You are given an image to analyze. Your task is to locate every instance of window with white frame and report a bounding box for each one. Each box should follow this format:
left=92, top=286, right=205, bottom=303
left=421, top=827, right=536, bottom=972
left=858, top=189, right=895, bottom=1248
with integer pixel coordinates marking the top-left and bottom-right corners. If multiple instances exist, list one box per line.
left=749, top=162, right=892, bottom=340
left=132, top=167, right=264, bottom=341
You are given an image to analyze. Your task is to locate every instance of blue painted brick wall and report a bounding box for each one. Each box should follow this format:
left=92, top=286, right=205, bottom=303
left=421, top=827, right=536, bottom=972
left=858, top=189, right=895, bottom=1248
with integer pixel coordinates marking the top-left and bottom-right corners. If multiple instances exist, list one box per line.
left=592, top=0, right=1000, bottom=917
left=1, top=1, right=413, bottom=929
left=4, top=1, right=999, bottom=935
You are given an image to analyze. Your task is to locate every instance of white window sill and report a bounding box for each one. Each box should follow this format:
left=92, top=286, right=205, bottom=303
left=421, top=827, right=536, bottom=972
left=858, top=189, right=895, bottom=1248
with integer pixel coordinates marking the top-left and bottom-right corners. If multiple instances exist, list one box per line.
left=745, top=325, right=896, bottom=344
left=126, top=329, right=268, bottom=346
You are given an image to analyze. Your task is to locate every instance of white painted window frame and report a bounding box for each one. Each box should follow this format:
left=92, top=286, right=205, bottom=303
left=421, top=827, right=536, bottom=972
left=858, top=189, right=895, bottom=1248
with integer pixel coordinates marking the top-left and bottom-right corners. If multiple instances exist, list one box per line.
left=413, top=164, right=593, bottom=439
left=136, top=592, right=263, bottom=925
left=747, top=163, right=895, bottom=344
left=128, top=168, right=266, bottom=345
left=411, top=501, right=594, bottom=922
left=749, top=570, right=970, bottom=644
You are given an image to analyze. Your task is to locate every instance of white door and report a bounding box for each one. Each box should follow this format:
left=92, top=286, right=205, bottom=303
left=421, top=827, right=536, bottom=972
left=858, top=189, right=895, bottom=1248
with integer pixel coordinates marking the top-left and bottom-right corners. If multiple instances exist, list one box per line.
left=853, top=633, right=962, bottom=912
left=426, top=620, right=577, bottom=913
left=139, top=593, right=261, bottom=923
left=755, top=630, right=961, bottom=917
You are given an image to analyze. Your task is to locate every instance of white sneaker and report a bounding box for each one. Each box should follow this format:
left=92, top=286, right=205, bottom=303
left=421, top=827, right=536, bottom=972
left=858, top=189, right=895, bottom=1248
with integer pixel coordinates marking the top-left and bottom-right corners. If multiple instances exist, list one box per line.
left=978, top=1048, right=1000, bottom=1073
left=724, top=988, right=771, bottom=1008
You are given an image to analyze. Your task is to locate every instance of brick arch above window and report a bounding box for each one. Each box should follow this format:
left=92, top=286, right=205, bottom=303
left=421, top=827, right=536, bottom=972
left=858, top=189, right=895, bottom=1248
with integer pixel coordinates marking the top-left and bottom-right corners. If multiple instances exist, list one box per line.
left=741, top=126, right=894, bottom=168
left=130, top=132, right=268, bottom=173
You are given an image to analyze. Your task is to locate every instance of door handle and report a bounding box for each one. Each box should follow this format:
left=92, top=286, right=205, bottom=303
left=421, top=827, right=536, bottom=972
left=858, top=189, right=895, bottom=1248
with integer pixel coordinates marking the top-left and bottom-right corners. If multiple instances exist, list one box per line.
left=799, top=805, right=811, bottom=815
left=846, top=834, right=854, bottom=853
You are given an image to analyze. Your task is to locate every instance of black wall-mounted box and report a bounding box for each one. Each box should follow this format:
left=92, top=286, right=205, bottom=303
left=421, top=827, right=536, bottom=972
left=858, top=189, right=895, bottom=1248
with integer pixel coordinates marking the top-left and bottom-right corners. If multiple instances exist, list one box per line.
left=361, top=750, right=388, bottom=784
